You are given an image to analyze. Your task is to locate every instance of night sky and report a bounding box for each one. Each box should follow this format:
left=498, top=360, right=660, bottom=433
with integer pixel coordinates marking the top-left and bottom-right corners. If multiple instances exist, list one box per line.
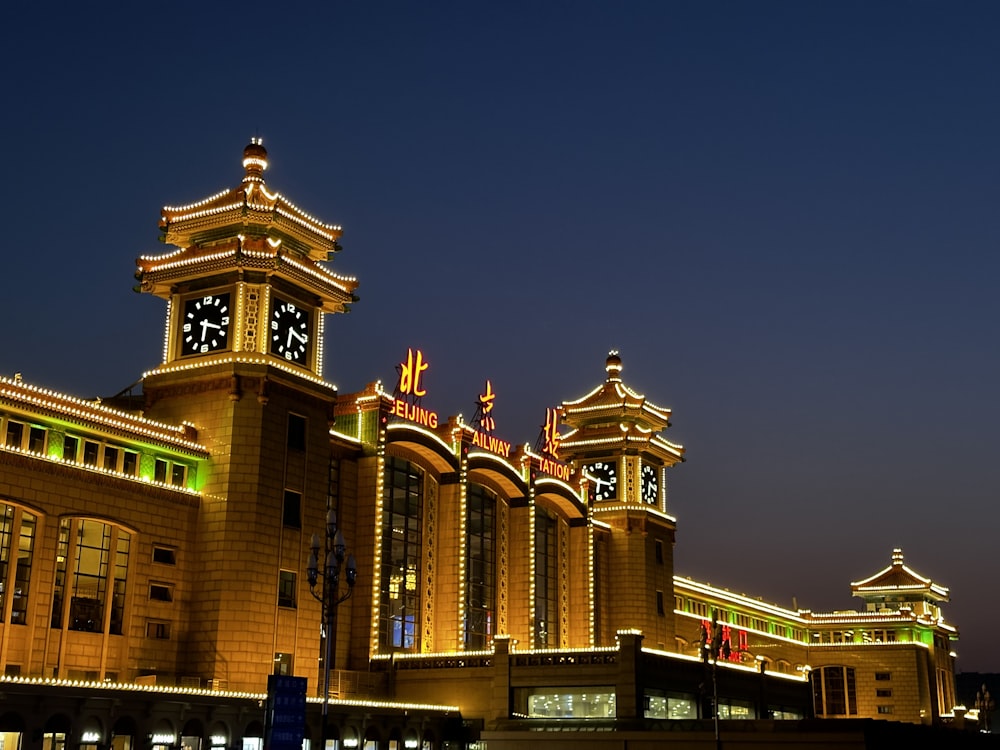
left=3, top=3, right=999, bottom=671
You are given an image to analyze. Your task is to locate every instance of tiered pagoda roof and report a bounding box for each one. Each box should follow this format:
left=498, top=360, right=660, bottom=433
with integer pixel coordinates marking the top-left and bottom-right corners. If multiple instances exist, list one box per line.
left=558, top=351, right=684, bottom=461
left=135, top=140, right=358, bottom=313
left=851, top=548, right=950, bottom=604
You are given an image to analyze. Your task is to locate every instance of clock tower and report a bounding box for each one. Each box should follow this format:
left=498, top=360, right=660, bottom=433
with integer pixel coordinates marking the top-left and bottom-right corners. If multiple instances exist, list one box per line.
left=137, top=138, right=357, bottom=376
left=558, top=351, right=685, bottom=647
left=133, top=140, right=359, bottom=689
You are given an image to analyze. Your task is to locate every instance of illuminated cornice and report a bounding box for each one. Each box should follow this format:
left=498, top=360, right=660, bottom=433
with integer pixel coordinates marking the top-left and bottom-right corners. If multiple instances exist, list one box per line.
left=0, top=675, right=457, bottom=712
left=142, top=355, right=336, bottom=390
left=0, top=444, right=201, bottom=496
left=808, top=640, right=931, bottom=651
left=280, top=253, right=358, bottom=291
left=594, top=504, right=677, bottom=524
left=137, top=244, right=357, bottom=298
left=0, top=377, right=207, bottom=454
left=673, top=578, right=804, bottom=621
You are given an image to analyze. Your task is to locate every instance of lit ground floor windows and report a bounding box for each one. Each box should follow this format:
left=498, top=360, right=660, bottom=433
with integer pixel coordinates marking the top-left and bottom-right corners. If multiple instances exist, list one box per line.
left=644, top=691, right=697, bottom=720
left=514, top=687, right=616, bottom=719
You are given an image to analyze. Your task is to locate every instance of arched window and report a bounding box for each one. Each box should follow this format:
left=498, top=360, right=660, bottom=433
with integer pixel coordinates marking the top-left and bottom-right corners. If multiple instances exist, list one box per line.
left=534, top=508, right=559, bottom=648
left=465, top=484, right=496, bottom=649
left=379, top=457, right=423, bottom=651
left=0, top=503, right=37, bottom=624
left=51, top=518, right=131, bottom=634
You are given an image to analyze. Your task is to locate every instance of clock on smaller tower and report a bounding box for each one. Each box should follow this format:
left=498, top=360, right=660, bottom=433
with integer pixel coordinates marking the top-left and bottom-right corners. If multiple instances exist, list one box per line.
left=641, top=463, right=659, bottom=505
left=586, top=460, right=618, bottom=501
left=270, top=297, right=311, bottom=363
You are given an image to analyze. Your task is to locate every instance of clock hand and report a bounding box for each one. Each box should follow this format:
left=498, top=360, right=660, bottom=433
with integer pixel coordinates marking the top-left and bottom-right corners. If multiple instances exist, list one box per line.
left=289, top=328, right=307, bottom=344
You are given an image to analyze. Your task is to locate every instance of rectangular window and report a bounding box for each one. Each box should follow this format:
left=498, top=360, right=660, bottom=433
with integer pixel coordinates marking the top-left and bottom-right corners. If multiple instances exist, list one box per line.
left=278, top=571, right=296, bottom=608
left=152, top=546, right=177, bottom=565
left=149, top=583, right=173, bottom=602
left=274, top=652, right=293, bottom=676
left=28, top=426, right=46, bottom=453
left=146, top=620, right=171, bottom=639
left=171, top=463, right=187, bottom=487
left=875, top=672, right=891, bottom=681
left=287, top=414, right=307, bottom=451
left=83, top=441, right=100, bottom=466
left=103, top=446, right=119, bottom=471
left=655, top=539, right=663, bottom=564
left=876, top=688, right=892, bottom=697
left=877, top=705, right=894, bottom=715
left=656, top=590, right=665, bottom=615
left=674, top=595, right=684, bottom=611
left=63, top=435, right=79, bottom=462
left=282, top=491, right=302, bottom=528
left=122, top=451, right=138, bottom=476
left=5, top=421, right=24, bottom=448
left=154, top=459, right=168, bottom=483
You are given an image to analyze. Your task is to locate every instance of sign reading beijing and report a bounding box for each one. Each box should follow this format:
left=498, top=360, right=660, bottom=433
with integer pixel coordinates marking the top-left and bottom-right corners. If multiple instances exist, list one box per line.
left=391, top=348, right=439, bottom=428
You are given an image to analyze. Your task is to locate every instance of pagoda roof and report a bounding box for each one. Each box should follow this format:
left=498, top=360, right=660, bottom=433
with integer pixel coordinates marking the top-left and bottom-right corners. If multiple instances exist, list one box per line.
left=850, top=548, right=950, bottom=603
left=560, top=351, right=675, bottom=432
left=158, top=139, right=344, bottom=263
left=558, top=421, right=684, bottom=459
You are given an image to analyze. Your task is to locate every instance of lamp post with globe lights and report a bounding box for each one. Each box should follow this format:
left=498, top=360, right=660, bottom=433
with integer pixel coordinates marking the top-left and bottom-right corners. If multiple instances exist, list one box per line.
left=976, top=684, right=994, bottom=733
left=307, top=507, right=357, bottom=748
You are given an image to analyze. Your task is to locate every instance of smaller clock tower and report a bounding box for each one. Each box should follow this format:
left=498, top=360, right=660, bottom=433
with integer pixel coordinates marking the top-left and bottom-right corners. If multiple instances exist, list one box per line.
left=558, top=351, right=685, bottom=648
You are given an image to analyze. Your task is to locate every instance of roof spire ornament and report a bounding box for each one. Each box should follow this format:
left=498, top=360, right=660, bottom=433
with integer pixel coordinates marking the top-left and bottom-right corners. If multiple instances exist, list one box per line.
left=242, top=137, right=268, bottom=184
left=605, top=350, right=623, bottom=382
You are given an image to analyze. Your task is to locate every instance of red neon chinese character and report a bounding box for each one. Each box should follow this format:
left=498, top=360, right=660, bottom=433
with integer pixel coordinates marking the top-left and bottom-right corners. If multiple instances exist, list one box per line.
left=399, top=348, right=429, bottom=397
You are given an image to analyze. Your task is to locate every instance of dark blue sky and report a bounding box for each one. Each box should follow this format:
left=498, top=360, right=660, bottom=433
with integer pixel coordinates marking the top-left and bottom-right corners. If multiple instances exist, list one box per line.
left=3, top=2, right=999, bottom=670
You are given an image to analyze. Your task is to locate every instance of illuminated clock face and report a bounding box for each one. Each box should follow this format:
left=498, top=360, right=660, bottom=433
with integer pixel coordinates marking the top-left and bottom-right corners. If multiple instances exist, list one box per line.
left=181, top=293, right=231, bottom=355
left=586, top=461, right=617, bottom=501
left=641, top=464, right=659, bottom=505
left=270, top=298, right=310, bottom=362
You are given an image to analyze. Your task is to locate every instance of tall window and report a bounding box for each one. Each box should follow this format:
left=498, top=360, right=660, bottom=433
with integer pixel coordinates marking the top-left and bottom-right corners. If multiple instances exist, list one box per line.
left=13, top=512, right=36, bottom=624
left=534, top=508, right=559, bottom=648
left=0, top=504, right=36, bottom=624
left=287, top=414, right=307, bottom=451
left=278, top=570, right=297, bottom=608
left=51, top=518, right=131, bottom=634
left=379, top=457, right=423, bottom=651
left=811, top=666, right=858, bottom=716
left=282, top=491, right=301, bottom=528
left=466, top=483, right=496, bottom=649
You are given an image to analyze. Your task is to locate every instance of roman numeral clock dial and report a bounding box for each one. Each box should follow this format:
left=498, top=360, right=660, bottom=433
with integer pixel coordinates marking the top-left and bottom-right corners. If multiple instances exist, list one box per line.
left=181, top=293, right=231, bottom=355
left=270, top=298, right=311, bottom=362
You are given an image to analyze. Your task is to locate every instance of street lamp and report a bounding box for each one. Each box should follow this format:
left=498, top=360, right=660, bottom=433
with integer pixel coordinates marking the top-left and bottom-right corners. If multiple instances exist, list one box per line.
left=307, top=507, right=358, bottom=749
left=975, top=684, right=994, bottom=733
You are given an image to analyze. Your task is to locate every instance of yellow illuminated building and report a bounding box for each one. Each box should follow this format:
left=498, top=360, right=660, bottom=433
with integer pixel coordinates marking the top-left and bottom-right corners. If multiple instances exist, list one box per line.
left=0, top=141, right=965, bottom=750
